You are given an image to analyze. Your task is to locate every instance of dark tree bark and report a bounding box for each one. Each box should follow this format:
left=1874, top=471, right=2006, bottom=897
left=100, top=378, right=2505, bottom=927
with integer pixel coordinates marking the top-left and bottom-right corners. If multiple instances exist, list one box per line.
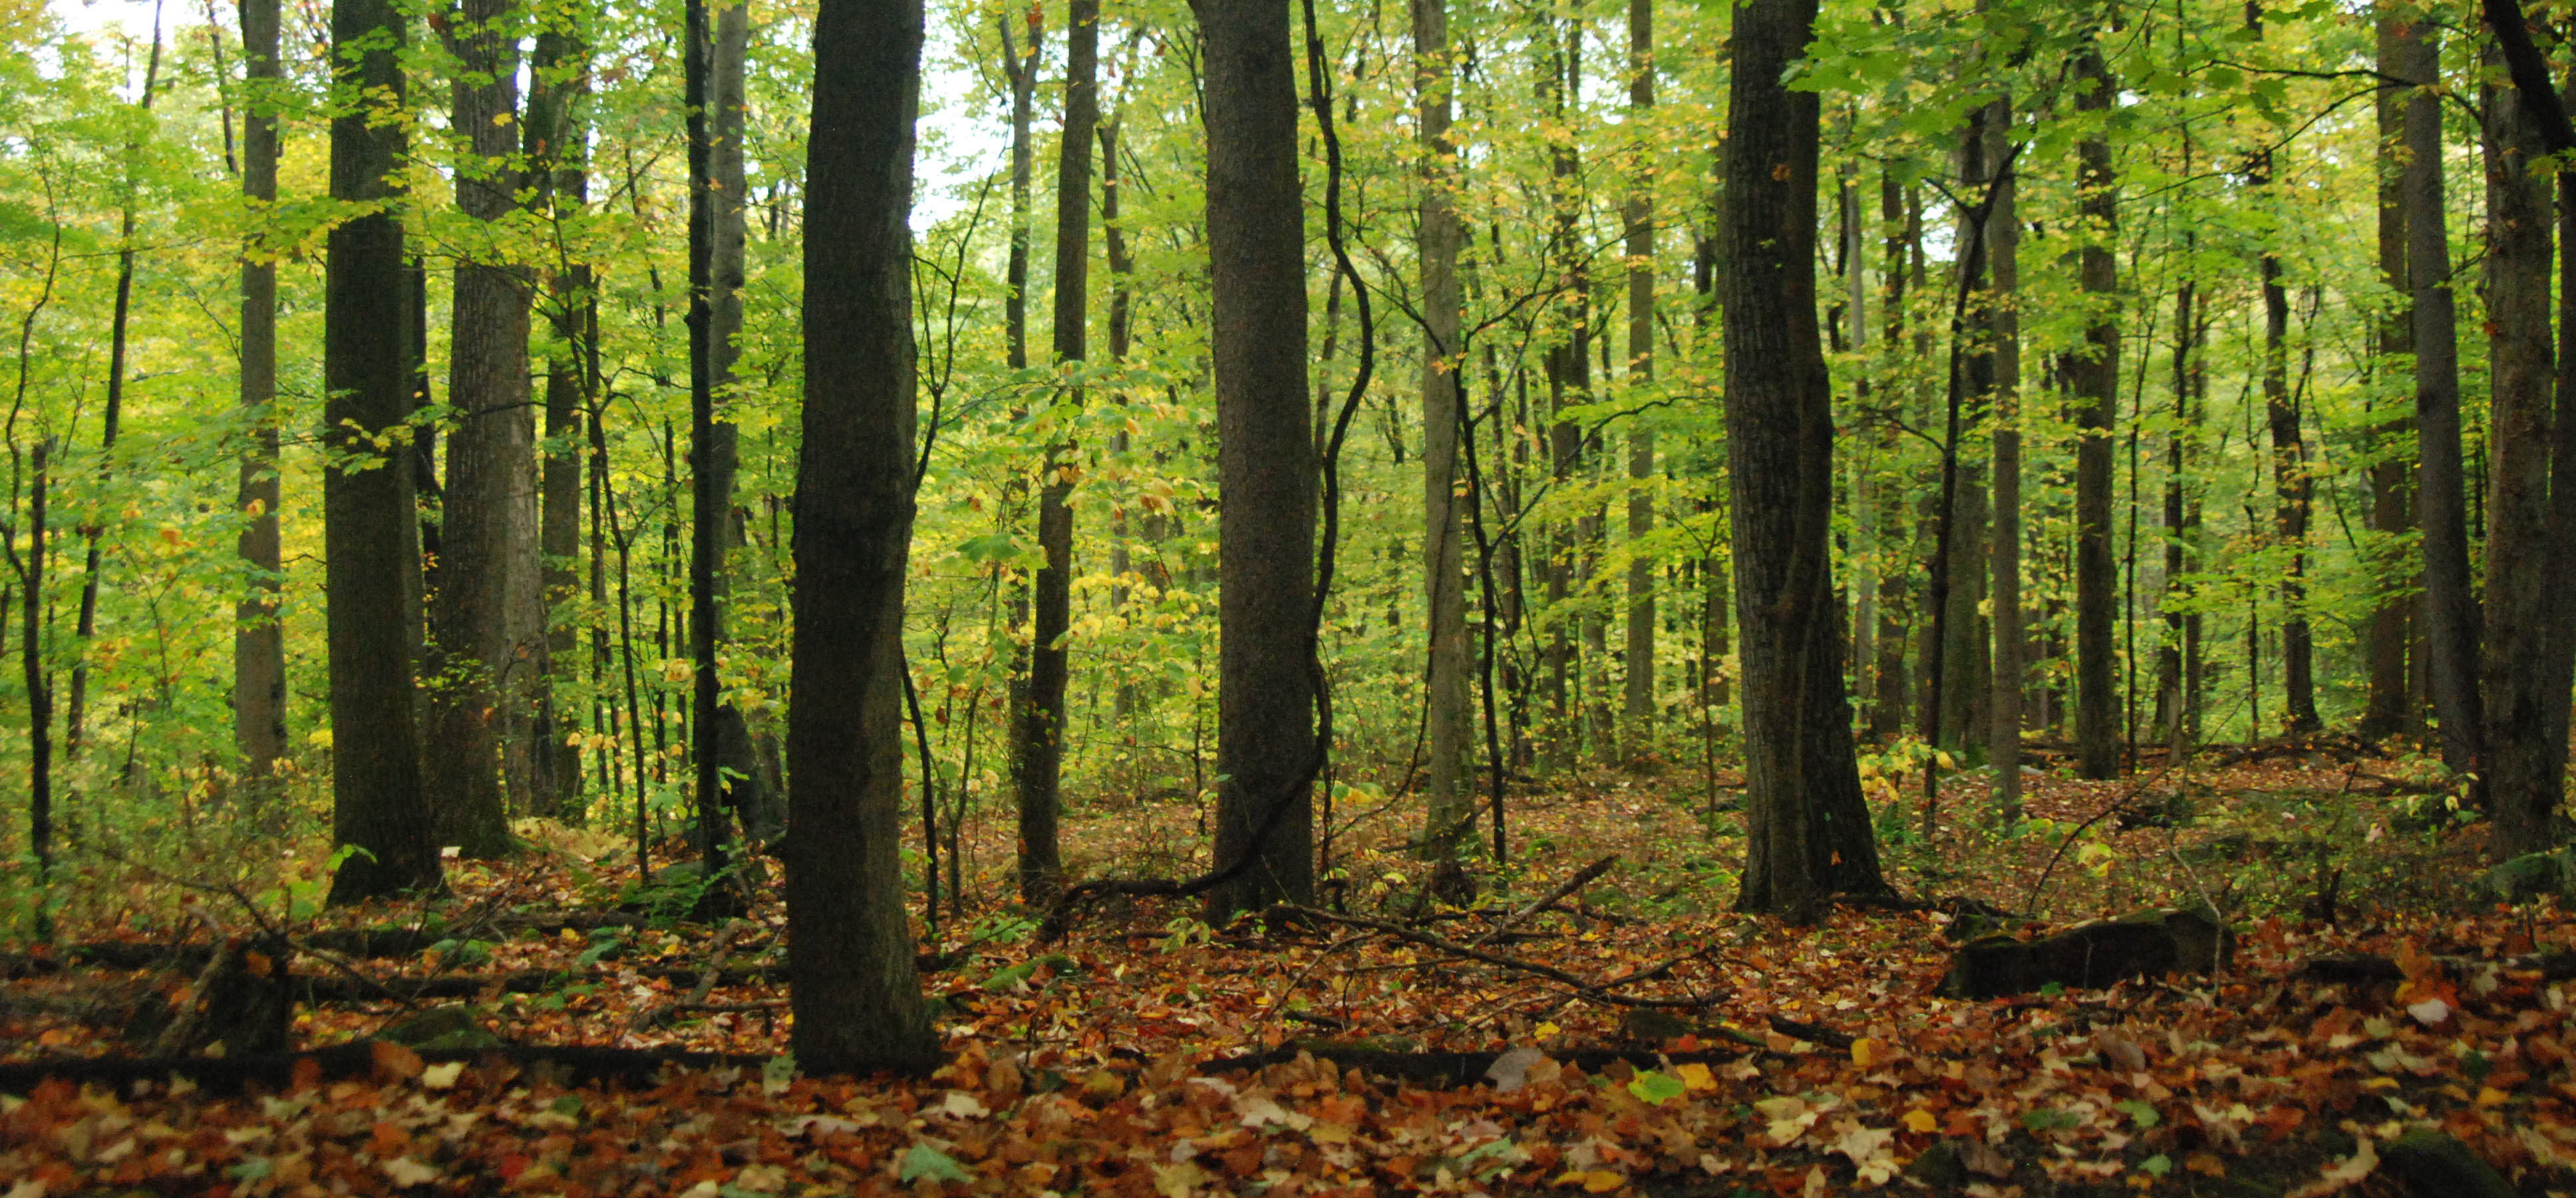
left=1982, top=94, right=2022, bottom=819
left=789, top=0, right=937, bottom=1075
left=1540, top=17, right=1587, bottom=771
left=1201, top=0, right=1317, bottom=919
left=325, top=0, right=441, bottom=906
left=235, top=0, right=287, bottom=786
left=1620, top=0, right=1656, bottom=759
left=684, top=0, right=734, bottom=897
left=1866, top=169, right=1911, bottom=740
left=1011, top=0, right=1096, bottom=904
left=1722, top=0, right=1886, bottom=920
left=1416, top=0, right=1472, bottom=853
left=2396, top=17, right=2486, bottom=781
left=427, top=0, right=538, bottom=860
left=2070, top=41, right=2120, bottom=781
left=526, top=0, right=589, bottom=819
left=2362, top=5, right=2416, bottom=742
left=2479, top=61, right=2559, bottom=858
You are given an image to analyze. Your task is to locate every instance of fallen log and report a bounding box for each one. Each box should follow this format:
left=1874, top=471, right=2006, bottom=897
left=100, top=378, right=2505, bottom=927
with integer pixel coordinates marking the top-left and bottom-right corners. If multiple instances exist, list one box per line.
left=1941, top=908, right=2233, bottom=1000
left=2297, top=949, right=2576, bottom=984
left=0, top=1042, right=784, bottom=1096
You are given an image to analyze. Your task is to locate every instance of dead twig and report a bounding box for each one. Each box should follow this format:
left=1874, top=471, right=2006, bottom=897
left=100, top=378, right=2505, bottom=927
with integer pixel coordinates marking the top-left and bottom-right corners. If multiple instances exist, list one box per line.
left=1265, top=904, right=1704, bottom=1010
left=1469, top=855, right=1617, bottom=950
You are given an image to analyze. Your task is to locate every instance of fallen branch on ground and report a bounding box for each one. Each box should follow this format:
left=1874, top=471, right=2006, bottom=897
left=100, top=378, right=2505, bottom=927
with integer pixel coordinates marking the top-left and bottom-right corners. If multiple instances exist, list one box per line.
left=1265, top=903, right=1705, bottom=1010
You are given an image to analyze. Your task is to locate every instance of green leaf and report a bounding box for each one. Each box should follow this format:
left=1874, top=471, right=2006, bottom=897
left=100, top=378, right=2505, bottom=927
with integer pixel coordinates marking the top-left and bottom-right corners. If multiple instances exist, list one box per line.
left=2114, top=1099, right=2161, bottom=1128
left=899, top=1143, right=975, bottom=1184
left=1627, top=1070, right=1688, bottom=1105
left=2140, top=1153, right=2173, bottom=1177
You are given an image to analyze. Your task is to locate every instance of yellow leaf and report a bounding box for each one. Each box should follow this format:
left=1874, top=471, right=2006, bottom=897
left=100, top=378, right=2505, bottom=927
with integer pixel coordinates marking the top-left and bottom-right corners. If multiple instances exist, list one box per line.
left=1535, top=1021, right=1561, bottom=1038
left=2476, top=1087, right=2510, bottom=1107
left=1676, top=1062, right=1717, bottom=1092
left=1851, top=1037, right=1881, bottom=1069
left=420, top=1061, right=465, bottom=1090
left=1902, top=1109, right=1939, bottom=1134
left=1577, top=1169, right=1627, bottom=1193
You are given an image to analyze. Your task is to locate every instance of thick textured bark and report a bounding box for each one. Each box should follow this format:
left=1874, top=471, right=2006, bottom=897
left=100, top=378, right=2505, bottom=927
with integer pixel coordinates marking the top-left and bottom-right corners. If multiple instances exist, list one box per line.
left=1722, top=0, right=1885, bottom=919
left=1621, top=0, right=1656, bottom=758
left=789, top=0, right=937, bottom=1075
left=2480, top=66, right=2559, bottom=858
left=2362, top=7, right=2416, bottom=741
left=526, top=3, right=588, bottom=819
left=325, top=0, right=440, bottom=905
left=1416, top=0, right=1472, bottom=855
left=2397, top=19, right=2486, bottom=779
left=1983, top=94, right=2022, bottom=819
left=1014, top=0, right=1097, bottom=902
left=426, top=0, right=537, bottom=860
left=234, top=0, right=287, bottom=784
left=1202, top=0, right=1317, bottom=918
left=2070, top=43, right=2119, bottom=781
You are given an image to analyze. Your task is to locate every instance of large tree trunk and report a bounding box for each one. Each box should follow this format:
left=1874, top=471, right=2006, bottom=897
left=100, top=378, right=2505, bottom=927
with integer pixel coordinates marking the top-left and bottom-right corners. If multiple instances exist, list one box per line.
left=1202, top=0, right=1316, bottom=919
left=2397, top=17, right=2486, bottom=781
left=325, top=0, right=440, bottom=905
left=1722, top=0, right=1885, bottom=920
left=1983, top=96, right=2022, bottom=819
left=2480, top=63, right=2558, bottom=858
left=2070, top=42, right=2120, bottom=781
left=788, top=0, right=937, bottom=1075
left=234, top=0, right=287, bottom=788
left=426, top=0, right=537, bottom=860
left=1415, top=0, right=1472, bottom=856
left=1013, top=0, right=1097, bottom=902
left=526, top=1, right=589, bottom=820
left=2362, top=8, right=2417, bottom=742
left=1620, top=0, right=1656, bottom=761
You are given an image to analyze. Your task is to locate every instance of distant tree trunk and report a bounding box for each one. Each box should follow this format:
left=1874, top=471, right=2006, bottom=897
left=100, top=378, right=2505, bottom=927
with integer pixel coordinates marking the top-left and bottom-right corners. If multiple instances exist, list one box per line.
left=682, top=0, right=738, bottom=900
left=424, top=0, right=536, bottom=860
left=2396, top=17, right=2485, bottom=780
left=2156, top=270, right=2195, bottom=750
left=1867, top=168, right=1911, bottom=739
left=2361, top=8, right=2416, bottom=741
left=1415, top=0, right=1472, bottom=856
left=1540, top=19, right=1583, bottom=772
left=325, top=0, right=440, bottom=905
left=1013, top=0, right=1096, bottom=902
left=2070, top=42, right=2120, bottom=781
left=1984, top=96, right=2022, bottom=819
left=1620, top=0, right=1657, bottom=761
left=235, top=0, right=287, bottom=786
left=1722, top=0, right=1886, bottom=920
left=2246, top=9, right=2317, bottom=733
left=526, top=1, right=589, bottom=820
left=788, top=0, right=937, bottom=1075
left=1202, top=0, right=1317, bottom=919
left=2480, top=62, right=2558, bottom=858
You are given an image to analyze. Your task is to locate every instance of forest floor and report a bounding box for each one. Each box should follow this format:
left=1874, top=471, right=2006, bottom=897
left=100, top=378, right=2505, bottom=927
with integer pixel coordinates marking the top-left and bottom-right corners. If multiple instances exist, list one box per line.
left=2, top=744, right=2571, bottom=1197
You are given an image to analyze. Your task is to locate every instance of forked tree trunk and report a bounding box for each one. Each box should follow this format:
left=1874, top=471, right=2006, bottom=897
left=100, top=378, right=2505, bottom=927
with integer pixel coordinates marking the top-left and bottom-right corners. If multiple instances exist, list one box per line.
left=1202, top=0, right=1317, bottom=920
left=325, top=0, right=440, bottom=905
left=1721, top=0, right=1885, bottom=920
left=788, top=0, right=937, bottom=1076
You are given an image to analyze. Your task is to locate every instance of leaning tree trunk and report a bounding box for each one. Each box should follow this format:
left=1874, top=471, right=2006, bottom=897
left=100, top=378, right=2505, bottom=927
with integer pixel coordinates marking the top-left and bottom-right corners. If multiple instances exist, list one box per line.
left=2396, top=17, right=2485, bottom=782
left=1620, top=0, right=1657, bottom=761
left=2478, top=64, right=2558, bottom=858
left=325, top=0, right=440, bottom=905
left=1202, top=0, right=1317, bottom=920
left=1415, top=0, right=1473, bottom=857
left=1013, top=0, right=1098, bottom=902
left=234, top=0, right=287, bottom=788
left=2070, top=41, right=2120, bottom=781
left=427, top=0, right=537, bottom=860
left=1722, top=0, right=1886, bottom=921
left=788, top=0, right=937, bottom=1076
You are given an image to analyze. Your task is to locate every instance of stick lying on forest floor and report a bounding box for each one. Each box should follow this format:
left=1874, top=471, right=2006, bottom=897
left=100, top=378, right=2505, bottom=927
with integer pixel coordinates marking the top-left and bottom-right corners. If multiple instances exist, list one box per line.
left=1467, top=855, right=1616, bottom=949
left=629, top=920, right=756, bottom=1034
left=1265, top=903, right=1708, bottom=1010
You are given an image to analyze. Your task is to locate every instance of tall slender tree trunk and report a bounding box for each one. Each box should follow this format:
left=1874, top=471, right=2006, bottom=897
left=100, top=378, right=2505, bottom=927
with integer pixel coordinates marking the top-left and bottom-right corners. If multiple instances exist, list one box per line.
left=71, top=11, right=164, bottom=764
left=1722, top=0, right=1885, bottom=919
left=2396, top=17, right=2486, bottom=780
left=1867, top=168, right=1912, bottom=739
left=325, top=0, right=440, bottom=905
left=2070, top=41, right=2120, bottom=781
left=1013, top=0, right=1097, bottom=902
left=527, top=0, right=589, bottom=820
left=235, top=0, right=287, bottom=788
left=2480, top=60, right=2559, bottom=857
left=1620, top=0, right=1657, bottom=761
left=2362, top=8, right=2416, bottom=741
left=2247, top=10, right=2317, bottom=733
left=790, top=0, right=937, bottom=1075
left=1541, top=21, right=1583, bottom=771
left=1415, top=0, right=1472, bottom=855
left=1984, top=94, right=2022, bottom=818
left=1202, top=0, right=1317, bottom=919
